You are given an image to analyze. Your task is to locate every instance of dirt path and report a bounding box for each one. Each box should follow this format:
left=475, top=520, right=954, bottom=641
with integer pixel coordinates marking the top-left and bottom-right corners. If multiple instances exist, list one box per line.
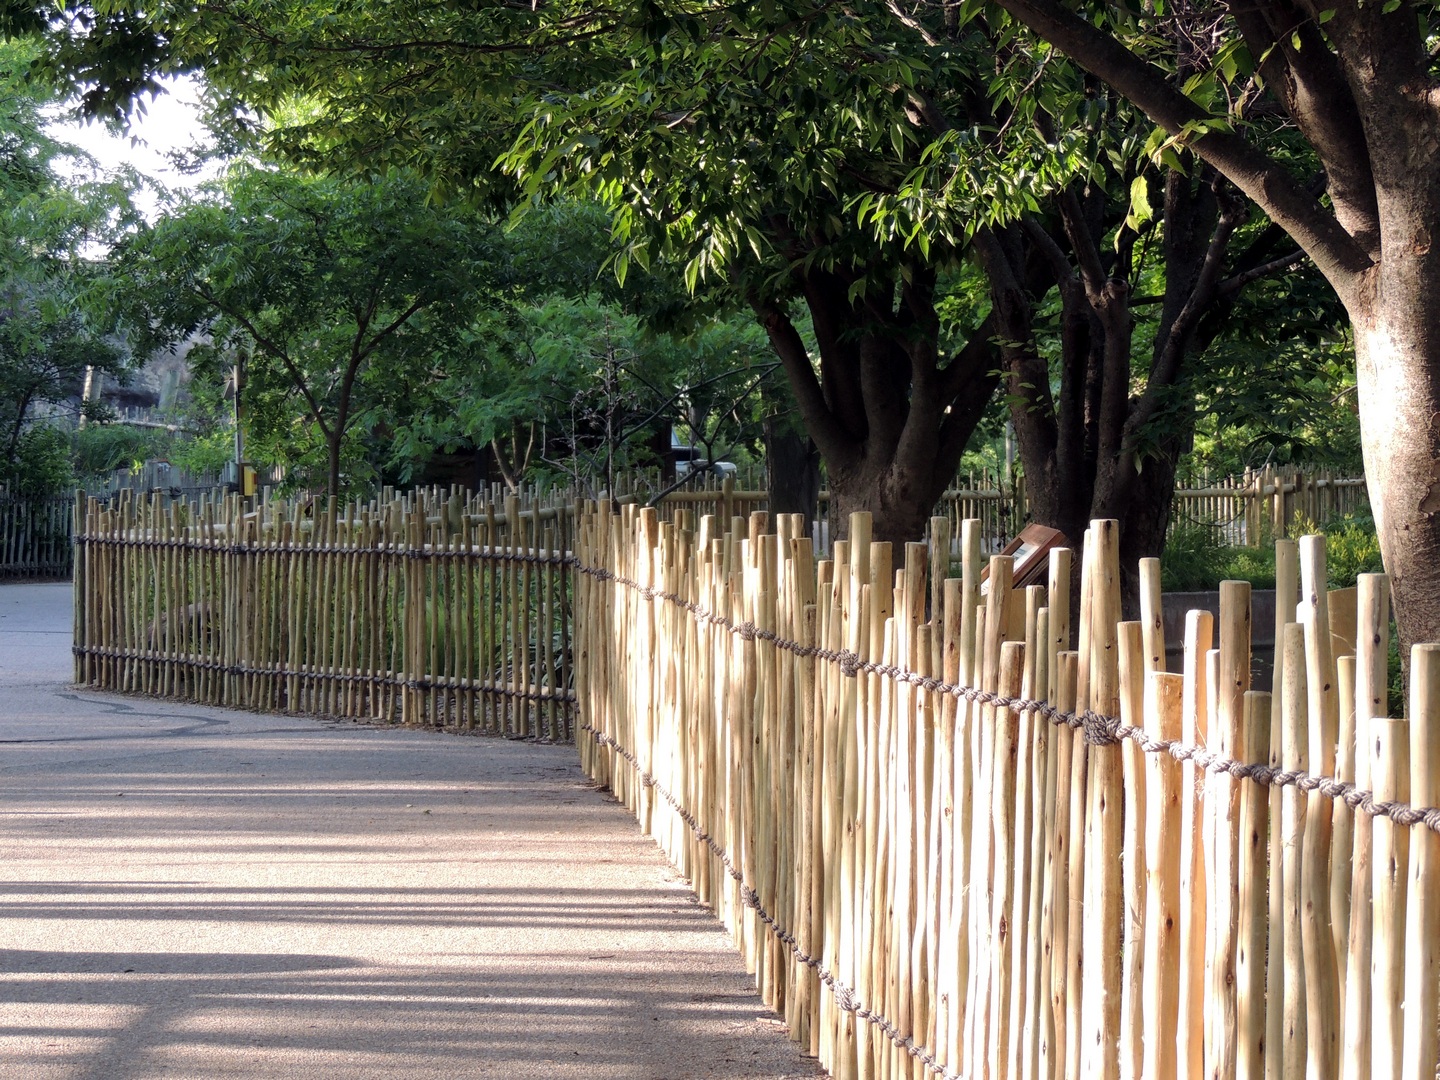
left=0, top=582, right=822, bottom=1080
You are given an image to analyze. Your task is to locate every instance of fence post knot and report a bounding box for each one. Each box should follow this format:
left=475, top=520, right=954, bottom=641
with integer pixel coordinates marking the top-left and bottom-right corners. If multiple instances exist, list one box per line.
left=838, top=650, right=861, bottom=678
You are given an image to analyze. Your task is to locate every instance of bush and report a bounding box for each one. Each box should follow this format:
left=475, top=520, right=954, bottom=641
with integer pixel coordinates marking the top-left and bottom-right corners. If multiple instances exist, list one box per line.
left=73, top=424, right=172, bottom=480
left=1160, top=525, right=1276, bottom=592
left=0, top=424, right=74, bottom=497
left=1314, top=510, right=1384, bottom=589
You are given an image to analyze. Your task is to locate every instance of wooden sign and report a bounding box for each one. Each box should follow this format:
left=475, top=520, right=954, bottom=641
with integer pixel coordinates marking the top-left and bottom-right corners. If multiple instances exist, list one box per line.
left=981, top=524, right=1070, bottom=594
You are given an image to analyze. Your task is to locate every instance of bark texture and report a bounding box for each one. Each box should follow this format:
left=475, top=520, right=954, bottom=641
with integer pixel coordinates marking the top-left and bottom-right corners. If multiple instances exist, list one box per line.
left=763, top=412, right=821, bottom=539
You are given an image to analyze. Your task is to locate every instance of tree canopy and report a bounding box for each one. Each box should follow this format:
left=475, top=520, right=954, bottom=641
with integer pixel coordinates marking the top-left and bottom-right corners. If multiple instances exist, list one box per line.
left=111, top=166, right=509, bottom=495
left=0, top=35, right=133, bottom=494
left=2, top=0, right=1409, bottom=626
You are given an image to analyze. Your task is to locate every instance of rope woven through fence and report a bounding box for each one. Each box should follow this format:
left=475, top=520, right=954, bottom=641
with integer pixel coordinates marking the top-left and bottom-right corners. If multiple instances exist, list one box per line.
left=573, top=557, right=1440, bottom=837
left=73, top=532, right=573, bottom=566
left=581, top=722, right=965, bottom=1080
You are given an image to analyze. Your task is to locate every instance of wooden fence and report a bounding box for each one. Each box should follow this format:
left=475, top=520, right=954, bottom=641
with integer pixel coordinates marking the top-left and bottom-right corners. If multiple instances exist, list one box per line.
left=638, top=465, right=1367, bottom=555
left=1172, top=465, right=1370, bottom=544
left=73, top=485, right=578, bottom=739
left=573, top=502, right=1439, bottom=1080
left=0, top=487, right=73, bottom=579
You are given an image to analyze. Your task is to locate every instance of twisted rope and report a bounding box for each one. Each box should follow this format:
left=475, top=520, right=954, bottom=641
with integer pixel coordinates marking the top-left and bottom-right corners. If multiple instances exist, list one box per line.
left=73, top=532, right=572, bottom=566
left=574, top=558, right=1440, bottom=837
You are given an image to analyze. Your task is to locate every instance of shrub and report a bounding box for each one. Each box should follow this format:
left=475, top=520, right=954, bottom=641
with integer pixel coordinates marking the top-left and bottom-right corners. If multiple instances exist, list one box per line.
left=73, top=424, right=172, bottom=480
left=1160, top=525, right=1276, bottom=592
left=1, top=424, right=74, bottom=497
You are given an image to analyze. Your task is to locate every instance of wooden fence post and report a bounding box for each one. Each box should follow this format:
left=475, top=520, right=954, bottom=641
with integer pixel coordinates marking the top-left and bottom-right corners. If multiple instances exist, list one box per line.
left=1402, top=645, right=1440, bottom=1080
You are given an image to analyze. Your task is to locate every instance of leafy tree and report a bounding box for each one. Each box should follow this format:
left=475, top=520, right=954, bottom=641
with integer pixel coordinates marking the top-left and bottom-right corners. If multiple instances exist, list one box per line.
left=973, top=0, right=1440, bottom=651
left=6, top=0, right=1359, bottom=575
left=5, top=0, right=1024, bottom=546
left=0, top=37, right=131, bottom=494
left=111, top=166, right=509, bottom=495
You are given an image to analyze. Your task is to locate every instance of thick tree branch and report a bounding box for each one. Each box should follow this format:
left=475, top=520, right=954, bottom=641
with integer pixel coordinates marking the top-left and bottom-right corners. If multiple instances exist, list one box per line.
left=994, top=0, right=1374, bottom=299
left=750, top=296, right=856, bottom=470
left=799, top=269, right=868, bottom=438
left=1230, top=3, right=1379, bottom=255
left=937, top=311, right=998, bottom=405
left=1058, top=186, right=1108, bottom=303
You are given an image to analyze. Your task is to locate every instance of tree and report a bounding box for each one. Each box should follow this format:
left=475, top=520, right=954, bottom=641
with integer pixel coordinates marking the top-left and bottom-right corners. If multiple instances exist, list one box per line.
left=5, top=0, right=1023, bottom=548
left=0, top=37, right=131, bottom=494
left=112, top=166, right=506, bottom=495
left=975, top=0, right=1440, bottom=649
left=6, top=0, right=1360, bottom=572
left=938, top=29, right=1335, bottom=588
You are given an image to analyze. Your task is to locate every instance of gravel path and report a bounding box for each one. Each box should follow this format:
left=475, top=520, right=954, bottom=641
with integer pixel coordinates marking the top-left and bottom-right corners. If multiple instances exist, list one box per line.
left=0, top=582, right=823, bottom=1080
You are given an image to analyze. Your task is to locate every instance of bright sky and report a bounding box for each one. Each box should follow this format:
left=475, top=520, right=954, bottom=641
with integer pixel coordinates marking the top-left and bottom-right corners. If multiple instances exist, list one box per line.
left=45, top=75, right=224, bottom=218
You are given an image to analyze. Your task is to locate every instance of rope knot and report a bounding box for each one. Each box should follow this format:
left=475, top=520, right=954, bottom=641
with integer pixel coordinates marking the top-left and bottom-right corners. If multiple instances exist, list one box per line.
left=838, top=650, right=861, bottom=678
left=737, top=621, right=757, bottom=641
left=1082, top=709, right=1120, bottom=746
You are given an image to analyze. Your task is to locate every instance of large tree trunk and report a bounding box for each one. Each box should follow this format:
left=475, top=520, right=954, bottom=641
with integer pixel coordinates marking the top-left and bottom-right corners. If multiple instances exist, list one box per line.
left=752, top=265, right=1000, bottom=554
left=986, top=0, right=1440, bottom=655
left=1353, top=278, right=1440, bottom=651
left=827, top=450, right=959, bottom=553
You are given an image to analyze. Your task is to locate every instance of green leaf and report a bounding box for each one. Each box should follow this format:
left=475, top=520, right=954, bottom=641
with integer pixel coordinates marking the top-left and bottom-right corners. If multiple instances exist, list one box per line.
left=1123, top=174, right=1154, bottom=236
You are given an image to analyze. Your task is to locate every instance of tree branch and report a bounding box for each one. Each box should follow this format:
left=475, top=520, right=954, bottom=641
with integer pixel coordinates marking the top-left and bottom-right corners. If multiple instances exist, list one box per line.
left=1216, top=249, right=1307, bottom=297
left=750, top=296, right=856, bottom=470
left=994, top=0, right=1374, bottom=300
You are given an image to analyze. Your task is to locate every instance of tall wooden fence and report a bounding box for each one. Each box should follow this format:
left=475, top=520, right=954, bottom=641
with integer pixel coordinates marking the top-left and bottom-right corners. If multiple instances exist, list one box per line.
left=0, top=487, right=73, bottom=579
left=73, top=486, right=578, bottom=739
left=573, top=502, right=1439, bottom=1080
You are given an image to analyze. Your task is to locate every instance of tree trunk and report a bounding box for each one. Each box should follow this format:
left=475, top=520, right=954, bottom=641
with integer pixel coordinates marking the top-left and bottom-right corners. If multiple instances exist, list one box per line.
left=752, top=265, right=999, bottom=557
left=1353, top=280, right=1440, bottom=653
left=763, top=412, right=821, bottom=538
left=827, top=452, right=953, bottom=555
left=327, top=431, right=343, bottom=497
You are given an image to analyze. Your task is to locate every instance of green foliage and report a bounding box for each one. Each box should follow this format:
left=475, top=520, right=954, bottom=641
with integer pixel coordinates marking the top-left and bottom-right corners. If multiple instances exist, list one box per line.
left=167, top=419, right=235, bottom=477
left=1, top=422, right=72, bottom=496
left=109, top=165, right=510, bottom=494
left=1162, top=510, right=1383, bottom=594
left=0, top=38, right=138, bottom=476
left=1292, top=510, right=1385, bottom=590
left=1160, top=526, right=1276, bottom=593
left=72, top=422, right=170, bottom=478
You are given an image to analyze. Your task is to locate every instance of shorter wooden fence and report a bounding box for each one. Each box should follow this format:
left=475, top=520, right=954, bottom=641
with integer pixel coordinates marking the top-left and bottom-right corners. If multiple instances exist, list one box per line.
left=73, top=486, right=578, bottom=739
left=1173, top=465, right=1369, bottom=544
left=0, top=487, right=73, bottom=579
left=573, top=503, right=1438, bottom=1080
left=641, top=466, right=1367, bottom=555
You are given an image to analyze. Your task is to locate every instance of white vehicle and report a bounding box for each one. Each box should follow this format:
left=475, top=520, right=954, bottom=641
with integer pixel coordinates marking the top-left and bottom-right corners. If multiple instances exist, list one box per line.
left=672, top=433, right=738, bottom=479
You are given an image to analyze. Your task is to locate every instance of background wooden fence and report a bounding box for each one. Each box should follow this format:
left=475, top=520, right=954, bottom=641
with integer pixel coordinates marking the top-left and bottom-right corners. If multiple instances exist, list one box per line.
left=72, top=485, right=578, bottom=739
left=573, top=502, right=1438, bottom=1080
left=1, top=465, right=1369, bottom=581
left=636, top=464, right=1369, bottom=554
left=0, top=486, right=73, bottom=579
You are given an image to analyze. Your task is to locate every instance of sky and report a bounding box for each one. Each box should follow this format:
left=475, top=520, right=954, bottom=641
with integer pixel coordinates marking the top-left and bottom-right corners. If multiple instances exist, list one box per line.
left=44, top=76, right=223, bottom=218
